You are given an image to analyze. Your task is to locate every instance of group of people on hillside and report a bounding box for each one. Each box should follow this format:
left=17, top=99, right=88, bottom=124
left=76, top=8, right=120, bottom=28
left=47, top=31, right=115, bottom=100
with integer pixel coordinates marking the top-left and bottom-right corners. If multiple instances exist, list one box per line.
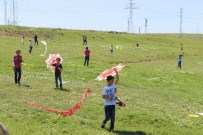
left=12, top=34, right=185, bottom=132
left=12, top=47, right=119, bottom=132
left=21, top=34, right=38, bottom=54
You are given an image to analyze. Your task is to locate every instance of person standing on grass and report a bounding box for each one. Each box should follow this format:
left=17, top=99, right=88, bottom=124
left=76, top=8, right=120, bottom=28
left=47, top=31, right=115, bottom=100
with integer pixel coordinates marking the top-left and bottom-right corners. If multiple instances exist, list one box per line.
left=28, top=40, right=33, bottom=53
left=136, top=41, right=139, bottom=47
left=84, top=47, right=91, bottom=66
left=82, top=35, right=87, bottom=45
left=109, top=45, right=113, bottom=53
left=21, top=37, right=24, bottom=45
left=52, top=58, right=63, bottom=89
left=34, top=34, right=38, bottom=45
left=12, top=50, right=23, bottom=85
left=177, top=55, right=182, bottom=69
left=101, top=68, right=119, bottom=132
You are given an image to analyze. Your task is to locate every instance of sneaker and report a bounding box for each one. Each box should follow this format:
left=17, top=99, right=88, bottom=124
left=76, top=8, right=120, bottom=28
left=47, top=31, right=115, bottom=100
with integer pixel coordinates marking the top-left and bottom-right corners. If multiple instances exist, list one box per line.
left=109, top=129, right=114, bottom=132
left=101, top=124, right=105, bottom=128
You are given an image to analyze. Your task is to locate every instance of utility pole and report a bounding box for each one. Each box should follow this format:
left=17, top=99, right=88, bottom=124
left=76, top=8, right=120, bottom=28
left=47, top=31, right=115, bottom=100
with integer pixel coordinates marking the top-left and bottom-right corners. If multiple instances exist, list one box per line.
left=145, top=18, right=148, bottom=34
left=4, top=0, right=7, bottom=25
left=179, top=8, right=183, bottom=37
left=126, top=0, right=136, bottom=33
left=139, top=27, right=141, bottom=34
left=13, top=0, right=15, bottom=25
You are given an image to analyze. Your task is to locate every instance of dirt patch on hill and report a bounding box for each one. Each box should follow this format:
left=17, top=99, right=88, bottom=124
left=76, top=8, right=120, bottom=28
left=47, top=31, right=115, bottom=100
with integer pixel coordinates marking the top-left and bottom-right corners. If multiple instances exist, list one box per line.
left=109, top=55, right=157, bottom=64
left=0, top=28, right=54, bottom=40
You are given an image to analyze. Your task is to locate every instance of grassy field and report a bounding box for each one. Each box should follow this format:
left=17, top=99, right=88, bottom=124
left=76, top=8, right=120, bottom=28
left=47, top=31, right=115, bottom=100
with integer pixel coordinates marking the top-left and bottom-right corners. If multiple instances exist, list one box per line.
left=0, top=26, right=203, bottom=135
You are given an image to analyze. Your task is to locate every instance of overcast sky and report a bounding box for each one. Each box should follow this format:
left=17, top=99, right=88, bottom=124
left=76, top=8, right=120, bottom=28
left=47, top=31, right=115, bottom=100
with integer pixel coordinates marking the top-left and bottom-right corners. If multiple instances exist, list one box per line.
left=0, top=0, right=203, bottom=33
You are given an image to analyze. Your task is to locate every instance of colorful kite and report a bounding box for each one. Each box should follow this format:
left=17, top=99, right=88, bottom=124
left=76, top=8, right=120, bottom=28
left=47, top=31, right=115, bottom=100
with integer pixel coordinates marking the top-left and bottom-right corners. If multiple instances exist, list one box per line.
left=26, top=88, right=91, bottom=116
left=96, top=63, right=125, bottom=81
left=45, top=54, right=63, bottom=69
left=40, top=41, right=48, bottom=56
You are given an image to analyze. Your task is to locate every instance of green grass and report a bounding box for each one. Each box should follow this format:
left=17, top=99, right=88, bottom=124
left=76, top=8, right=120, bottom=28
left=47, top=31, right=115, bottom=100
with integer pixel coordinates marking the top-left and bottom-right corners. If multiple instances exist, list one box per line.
left=0, top=25, right=203, bottom=135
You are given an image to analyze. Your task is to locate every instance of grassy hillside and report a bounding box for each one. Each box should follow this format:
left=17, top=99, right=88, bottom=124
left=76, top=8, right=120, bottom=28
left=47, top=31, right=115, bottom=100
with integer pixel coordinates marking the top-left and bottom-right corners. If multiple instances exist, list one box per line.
left=0, top=26, right=203, bottom=135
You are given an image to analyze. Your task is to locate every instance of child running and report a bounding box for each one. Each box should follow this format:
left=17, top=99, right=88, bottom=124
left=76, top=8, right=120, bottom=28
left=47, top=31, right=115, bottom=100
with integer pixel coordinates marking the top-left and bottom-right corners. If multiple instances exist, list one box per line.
left=101, top=68, right=119, bottom=132
left=28, top=40, right=33, bottom=53
left=84, top=47, right=91, bottom=66
left=52, top=58, right=63, bottom=89
left=12, top=50, right=23, bottom=85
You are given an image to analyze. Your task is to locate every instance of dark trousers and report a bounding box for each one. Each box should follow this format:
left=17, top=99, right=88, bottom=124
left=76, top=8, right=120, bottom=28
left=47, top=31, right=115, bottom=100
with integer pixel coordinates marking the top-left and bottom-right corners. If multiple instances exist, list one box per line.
left=178, top=61, right=182, bottom=69
left=29, top=47, right=33, bottom=53
left=84, top=56, right=89, bottom=66
left=83, top=40, right=87, bottom=45
left=35, top=40, right=38, bottom=45
left=14, top=68, right=21, bottom=83
left=55, top=74, right=62, bottom=88
left=102, top=105, right=115, bottom=130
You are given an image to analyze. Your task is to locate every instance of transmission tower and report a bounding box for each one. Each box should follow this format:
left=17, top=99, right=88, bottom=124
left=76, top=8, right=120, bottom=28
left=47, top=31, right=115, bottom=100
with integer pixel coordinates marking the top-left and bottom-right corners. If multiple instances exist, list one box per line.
left=8, top=0, right=18, bottom=25
left=4, top=0, right=7, bottom=25
left=179, top=8, right=183, bottom=36
left=126, top=0, right=136, bottom=33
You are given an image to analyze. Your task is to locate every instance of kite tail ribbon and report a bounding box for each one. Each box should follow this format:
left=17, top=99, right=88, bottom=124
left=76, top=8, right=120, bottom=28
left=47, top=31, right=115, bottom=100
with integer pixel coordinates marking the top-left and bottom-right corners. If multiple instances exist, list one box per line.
left=25, top=88, right=92, bottom=116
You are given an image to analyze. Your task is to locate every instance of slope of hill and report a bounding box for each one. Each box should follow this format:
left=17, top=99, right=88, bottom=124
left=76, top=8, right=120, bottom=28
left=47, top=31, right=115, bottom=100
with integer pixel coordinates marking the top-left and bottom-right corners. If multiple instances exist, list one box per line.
left=0, top=26, right=203, bottom=135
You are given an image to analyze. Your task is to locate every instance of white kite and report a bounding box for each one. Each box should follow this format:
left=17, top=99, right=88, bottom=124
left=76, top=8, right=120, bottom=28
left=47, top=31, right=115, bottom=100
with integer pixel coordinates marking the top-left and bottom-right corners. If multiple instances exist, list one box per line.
left=96, top=63, right=125, bottom=81
left=40, top=41, right=48, bottom=56
left=197, top=112, right=203, bottom=116
left=45, top=54, right=63, bottom=73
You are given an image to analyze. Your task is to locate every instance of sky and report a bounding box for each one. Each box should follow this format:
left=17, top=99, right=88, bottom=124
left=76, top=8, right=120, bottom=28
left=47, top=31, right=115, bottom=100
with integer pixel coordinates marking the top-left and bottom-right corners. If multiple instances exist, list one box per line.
left=0, top=0, right=203, bottom=33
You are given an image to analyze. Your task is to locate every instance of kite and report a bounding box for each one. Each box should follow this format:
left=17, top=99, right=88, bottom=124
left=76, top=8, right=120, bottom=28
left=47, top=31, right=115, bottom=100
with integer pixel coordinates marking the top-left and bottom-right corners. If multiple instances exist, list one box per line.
left=116, top=46, right=122, bottom=50
left=26, top=88, right=91, bottom=116
left=96, top=63, right=125, bottom=81
left=116, top=97, right=126, bottom=107
left=188, top=114, right=199, bottom=118
left=40, top=41, right=48, bottom=56
left=196, top=112, right=203, bottom=116
left=45, top=54, right=63, bottom=71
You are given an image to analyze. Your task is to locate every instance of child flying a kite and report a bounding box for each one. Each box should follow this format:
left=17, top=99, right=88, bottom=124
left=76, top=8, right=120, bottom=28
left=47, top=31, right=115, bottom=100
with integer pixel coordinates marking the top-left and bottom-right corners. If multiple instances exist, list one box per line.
left=177, top=55, right=182, bottom=69
left=101, top=68, right=119, bottom=132
left=51, top=58, right=63, bottom=89
left=82, top=35, right=87, bottom=46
